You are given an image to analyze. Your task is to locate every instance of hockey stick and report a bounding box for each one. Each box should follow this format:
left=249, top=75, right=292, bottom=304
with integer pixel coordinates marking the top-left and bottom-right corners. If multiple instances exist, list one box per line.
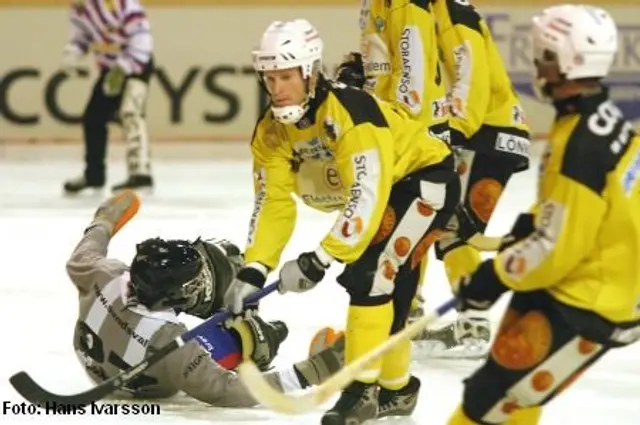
left=9, top=281, right=280, bottom=407
left=237, top=297, right=458, bottom=414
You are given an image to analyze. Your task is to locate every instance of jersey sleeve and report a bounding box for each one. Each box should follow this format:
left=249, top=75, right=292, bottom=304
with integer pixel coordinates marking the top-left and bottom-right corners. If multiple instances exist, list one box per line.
left=68, top=4, right=92, bottom=53
left=116, top=0, right=153, bottom=74
left=65, top=224, right=129, bottom=295
left=163, top=337, right=284, bottom=407
left=494, top=171, right=607, bottom=291
left=243, top=129, right=298, bottom=271
left=319, top=99, right=394, bottom=263
left=385, top=1, right=435, bottom=118
left=433, top=0, right=490, bottom=140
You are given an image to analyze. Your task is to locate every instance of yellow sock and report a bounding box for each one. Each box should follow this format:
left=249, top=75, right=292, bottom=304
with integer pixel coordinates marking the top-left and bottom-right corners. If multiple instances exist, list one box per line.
left=443, top=244, right=482, bottom=287
left=507, top=407, right=543, bottom=425
left=378, top=337, right=411, bottom=390
left=345, top=301, right=394, bottom=383
left=447, top=405, right=479, bottom=424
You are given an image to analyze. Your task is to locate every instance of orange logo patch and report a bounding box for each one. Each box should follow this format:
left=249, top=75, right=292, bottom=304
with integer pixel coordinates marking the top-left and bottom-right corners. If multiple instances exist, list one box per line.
left=469, top=178, right=504, bottom=223
left=410, top=229, right=444, bottom=270
left=491, top=310, right=552, bottom=370
left=341, top=216, right=363, bottom=238
left=393, top=236, right=411, bottom=257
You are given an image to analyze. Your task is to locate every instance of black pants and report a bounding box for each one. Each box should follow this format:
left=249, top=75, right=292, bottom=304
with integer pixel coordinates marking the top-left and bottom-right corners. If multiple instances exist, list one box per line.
left=461, top=290, right=639, bottom=424
left=435, top=148, right=521, bottom=259
left=337, top=155, right=460, bottom=334
left=82, top=60, right=154, bottom=183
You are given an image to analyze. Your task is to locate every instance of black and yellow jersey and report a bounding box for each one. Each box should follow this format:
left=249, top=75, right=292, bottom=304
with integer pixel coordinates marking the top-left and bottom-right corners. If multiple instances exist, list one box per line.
left=359, top=0, right=448, bottom=133
left=432, top=0, right=530, bottom=167
left=244, top=78, right=452, bottom=270
left=494, top=89, right=640, bottom=323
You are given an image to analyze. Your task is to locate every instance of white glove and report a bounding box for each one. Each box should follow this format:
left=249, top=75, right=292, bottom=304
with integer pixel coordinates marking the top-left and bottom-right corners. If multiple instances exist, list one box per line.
left=223, top=264, right=267, bottom=315
left=278, top=248, right=333, bottom=294
left=61, top=44, right=84, bottom=77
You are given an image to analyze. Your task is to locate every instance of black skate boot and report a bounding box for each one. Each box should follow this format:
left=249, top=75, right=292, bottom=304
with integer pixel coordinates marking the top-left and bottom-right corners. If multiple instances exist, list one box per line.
left=321, top=381, right=378, bottom=425
left=63, top=175, right=104, bottom=195
left=111, top=175, right=153, bottom=193
left=377, top=376, right=421, bottom=419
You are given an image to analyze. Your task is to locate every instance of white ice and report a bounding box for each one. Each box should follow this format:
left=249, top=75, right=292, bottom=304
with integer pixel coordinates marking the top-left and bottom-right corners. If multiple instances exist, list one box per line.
left=1, top=143, right=638, bottom=424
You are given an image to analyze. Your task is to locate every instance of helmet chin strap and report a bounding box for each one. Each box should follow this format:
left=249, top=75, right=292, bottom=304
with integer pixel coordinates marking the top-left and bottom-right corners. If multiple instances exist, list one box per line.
left=268, top=73, right=318, bottom=124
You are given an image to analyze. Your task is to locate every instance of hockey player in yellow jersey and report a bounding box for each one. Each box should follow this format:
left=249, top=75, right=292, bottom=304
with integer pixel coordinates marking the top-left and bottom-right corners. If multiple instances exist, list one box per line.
left=221, top=19, right=461, bottom=425
left=338, top=0, right=532, bottom=359
left=447, top=5, right=640, bottom=424
left=337, top=0, right=449, bottom=138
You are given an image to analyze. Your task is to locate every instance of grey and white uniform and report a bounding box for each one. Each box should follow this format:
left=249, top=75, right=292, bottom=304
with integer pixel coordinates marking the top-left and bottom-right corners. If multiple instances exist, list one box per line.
left=67, top=224, right=304, bottom=407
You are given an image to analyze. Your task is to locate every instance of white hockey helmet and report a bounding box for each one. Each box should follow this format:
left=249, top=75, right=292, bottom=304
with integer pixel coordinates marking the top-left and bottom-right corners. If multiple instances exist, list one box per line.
left=252, top=19, right=324, bottom=124
left=531, top=5, right=618, bottom=82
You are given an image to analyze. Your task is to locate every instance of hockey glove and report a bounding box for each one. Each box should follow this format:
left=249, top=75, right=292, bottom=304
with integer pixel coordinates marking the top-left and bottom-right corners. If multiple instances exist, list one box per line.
left=222, top=264, right=267, bottom=315
left=228, top=316, right=289, bottom=371
left=278, top=250, right=331, bottom=294
left=454, top=259, right=510, bottom=312
left=499, top=213, right=535, bottom=251
left=335, top=52, right=366, bottom=89
left=103, top=65, right=126, bottom=97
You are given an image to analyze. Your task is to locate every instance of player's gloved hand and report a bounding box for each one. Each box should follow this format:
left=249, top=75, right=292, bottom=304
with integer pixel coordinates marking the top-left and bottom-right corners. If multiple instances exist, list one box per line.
left=228, top=316, right=288, bottom=371
left=223, top=264, right=267, bottom=315
left=278, top=249, right=332, bottom=294
left=335, top=52, right=366, bottom=89
left=453, top=259, right=509, bottom=312
left=499, top=213, right=535, bottom=251
left=103, top=64, right=127, bottom=97
left=61, top=43, right=84, bottom=77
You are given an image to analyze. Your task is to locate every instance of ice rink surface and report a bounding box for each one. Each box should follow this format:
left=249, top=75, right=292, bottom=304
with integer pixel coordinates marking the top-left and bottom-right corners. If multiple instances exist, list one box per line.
left=1, top=142, right=639, bottom=424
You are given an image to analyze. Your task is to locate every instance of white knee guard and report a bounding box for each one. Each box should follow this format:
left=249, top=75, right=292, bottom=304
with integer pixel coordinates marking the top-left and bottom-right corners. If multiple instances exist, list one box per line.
left=119, top=79, right=151, bottom=176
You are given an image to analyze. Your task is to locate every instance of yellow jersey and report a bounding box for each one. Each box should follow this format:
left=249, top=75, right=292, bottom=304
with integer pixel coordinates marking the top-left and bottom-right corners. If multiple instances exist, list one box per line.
left=495, top=90, right=640, bottom=323
left=245, top=78, right=452, bottom=270
left=432, top=0, right=530, bottom=168
left=359, top=0, right=448, bottom=134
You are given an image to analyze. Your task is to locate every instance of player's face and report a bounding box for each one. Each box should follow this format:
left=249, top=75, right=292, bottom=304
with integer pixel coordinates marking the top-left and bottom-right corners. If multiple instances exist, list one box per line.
left=263, top=68, right=306, bottom=107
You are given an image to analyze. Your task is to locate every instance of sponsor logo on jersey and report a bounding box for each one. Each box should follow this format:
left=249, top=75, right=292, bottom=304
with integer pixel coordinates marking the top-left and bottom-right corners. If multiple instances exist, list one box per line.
left=332, top=150, right=380, bottom=244
left=396, top=26, right=424, bottom=115
left=293, top=137, right=334, bottom=161
left=622, top=148, right=640, bottom=195
left=247, top=168, right=266, bottom=246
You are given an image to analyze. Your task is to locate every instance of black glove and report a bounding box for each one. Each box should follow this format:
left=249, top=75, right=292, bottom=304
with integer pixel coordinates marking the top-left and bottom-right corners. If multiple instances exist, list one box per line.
left=228, top=316, right=289, bottom=371
left=499, top=213, right=535, bottom=251
left=335, top=52, right=366, bottom=89
left=454, top=259, right=510, bottom=312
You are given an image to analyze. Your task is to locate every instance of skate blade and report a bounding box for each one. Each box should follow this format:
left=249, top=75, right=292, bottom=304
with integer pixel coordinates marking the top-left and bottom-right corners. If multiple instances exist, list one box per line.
left=411, top=341, right=489, bottom=360
left=62, top=187, right=105, bottom=198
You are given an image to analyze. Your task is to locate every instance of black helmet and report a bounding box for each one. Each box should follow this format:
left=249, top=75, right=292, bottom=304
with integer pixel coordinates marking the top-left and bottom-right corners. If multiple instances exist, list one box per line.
left=129, top=238, right=212, bottom=311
